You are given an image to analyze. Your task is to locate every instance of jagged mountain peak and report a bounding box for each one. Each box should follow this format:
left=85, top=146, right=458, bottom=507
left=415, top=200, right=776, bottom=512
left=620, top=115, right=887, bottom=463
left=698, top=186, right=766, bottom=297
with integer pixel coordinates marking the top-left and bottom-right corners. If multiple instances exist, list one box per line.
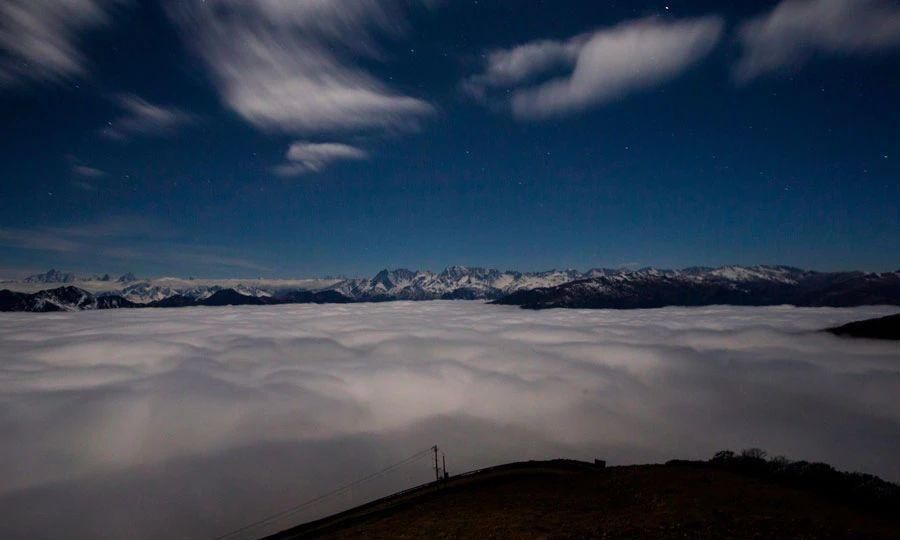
left=117, top=272, right=138, bottom=283
left=4, top=265, right=898, bottom=312
left=24, top=269, right=77, bottom=284
left=371, top=268, right=419, bottom=286
left=440, top=266, right=502, bottom=281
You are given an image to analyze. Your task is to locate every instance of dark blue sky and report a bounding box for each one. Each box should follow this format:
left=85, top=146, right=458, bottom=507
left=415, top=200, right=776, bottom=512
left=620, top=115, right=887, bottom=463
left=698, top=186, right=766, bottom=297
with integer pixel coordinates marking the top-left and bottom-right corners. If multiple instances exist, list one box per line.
left=1, top=0, right=898, bottom=278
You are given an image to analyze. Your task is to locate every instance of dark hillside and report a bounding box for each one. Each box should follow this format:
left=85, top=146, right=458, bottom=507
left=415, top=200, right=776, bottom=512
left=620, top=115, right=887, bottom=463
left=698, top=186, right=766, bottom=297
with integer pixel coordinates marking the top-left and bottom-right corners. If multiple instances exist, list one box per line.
left=827, top=313, right=900, bottom=340
left=263, top=455, right=899, bottom=539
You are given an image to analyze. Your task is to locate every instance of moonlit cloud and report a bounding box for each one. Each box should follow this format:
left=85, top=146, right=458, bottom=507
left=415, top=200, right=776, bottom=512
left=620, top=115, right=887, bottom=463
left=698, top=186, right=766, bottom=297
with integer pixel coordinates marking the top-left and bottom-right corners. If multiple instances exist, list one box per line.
left=167, top=0, right=434, bottom=135
left=72, top=165, right=106, bottom=178
left=101, top=94, right=194, bottom=140
left=0, top=217, right=266, bottom=273
left=70, top=164, right=104, bottom=191
left=0, top=217, right=168, bottom=254
left=462, top=34, right=590, bottom=100
left=466, top=17, right=723, bottom=120
left=274, top=142, right=369, bottom=177
left=735, top=0, right=900, bottom=81
left=0, top=228, right=83, bottom=253
left=0, top=0, right=127, bottom=87
left=0, top=302, right=898, bottom=539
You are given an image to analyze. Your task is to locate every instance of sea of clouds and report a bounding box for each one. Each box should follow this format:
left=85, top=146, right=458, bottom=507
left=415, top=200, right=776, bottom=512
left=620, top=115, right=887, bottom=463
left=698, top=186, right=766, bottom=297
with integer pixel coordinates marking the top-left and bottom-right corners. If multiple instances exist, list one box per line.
left=1, top=302, right=898, bottom=539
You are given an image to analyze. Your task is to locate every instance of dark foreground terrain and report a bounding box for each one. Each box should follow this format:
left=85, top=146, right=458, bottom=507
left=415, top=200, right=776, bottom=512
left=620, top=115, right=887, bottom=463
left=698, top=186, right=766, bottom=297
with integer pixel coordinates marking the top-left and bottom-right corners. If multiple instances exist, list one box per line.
left=264, top=455, right=899, bottom=539
left=827, top=313, right=900, bottom=340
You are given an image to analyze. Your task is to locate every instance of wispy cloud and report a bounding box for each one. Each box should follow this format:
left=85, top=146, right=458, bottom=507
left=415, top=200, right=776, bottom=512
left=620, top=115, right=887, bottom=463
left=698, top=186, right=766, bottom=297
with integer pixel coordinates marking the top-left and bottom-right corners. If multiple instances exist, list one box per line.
left=0, top=217, right=169, bottom=254
left=462, top=34, right=590, bottom=101
left=735, top=0, right=900, bottom=81
left=465, top=16, right=723, bottom=120
left=72, top=165, right=106, bottom=178
left=69, top=163, right=106, bottom=191
left=0, top=228, right=83, bottom=253
left=0, top=264, right=43, bottom=281
left=0, top=0, right=127, bottom=87
left=167, top=0, right=434, bottom=135
left=274, top=142, right=369, bottom=177
left=71, top=180, right=98, bottom=191
left=101, top=94, right=194, bottom=140
left=0, top=217, right=267, bottom=273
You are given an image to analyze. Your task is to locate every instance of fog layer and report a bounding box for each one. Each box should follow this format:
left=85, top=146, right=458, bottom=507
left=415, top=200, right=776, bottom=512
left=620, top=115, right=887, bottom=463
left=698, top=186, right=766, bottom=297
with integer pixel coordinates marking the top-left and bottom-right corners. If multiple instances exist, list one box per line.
left=1, top=302, right=898, bottom=539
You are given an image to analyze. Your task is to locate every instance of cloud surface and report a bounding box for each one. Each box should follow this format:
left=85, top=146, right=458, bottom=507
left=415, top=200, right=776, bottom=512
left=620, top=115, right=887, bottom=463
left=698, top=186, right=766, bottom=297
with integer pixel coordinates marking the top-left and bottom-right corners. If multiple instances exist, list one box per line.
left=101, top=94, right=194, bottom=140
left=0, top=302, right=899, bottom=539
left=466, top=16, right=723, bottom=119
left=0, top=0, right=127, bottom=87
left=274, top=142, right=369, bottom=177
left=735, top=0, right=900, bottom=81
left=167, top=0, right=434, bottom=135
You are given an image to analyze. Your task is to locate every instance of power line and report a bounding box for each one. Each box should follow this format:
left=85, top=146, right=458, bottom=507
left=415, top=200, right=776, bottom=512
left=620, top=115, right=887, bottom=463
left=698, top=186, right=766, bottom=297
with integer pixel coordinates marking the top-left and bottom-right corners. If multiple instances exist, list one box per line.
left=433, top=445, right=440, bottom=482
left=211, top=447, right=434, bottom=540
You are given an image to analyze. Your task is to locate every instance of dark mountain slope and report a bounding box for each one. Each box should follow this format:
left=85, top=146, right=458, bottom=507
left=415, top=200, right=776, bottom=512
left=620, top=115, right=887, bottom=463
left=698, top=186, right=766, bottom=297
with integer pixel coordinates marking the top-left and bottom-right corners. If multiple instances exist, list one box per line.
left=0, top=290, right=30, bottom=311
left=798, top=272, right=900, bottom=307
left=827, top=313, right=900, bottom=340
left=0, top=287, right=136, bottom=312
left=495, top=270, right=900, bottom=309
left=263, top=457, right=899, bottom=540
left=274, top=290, right=353, bottom=304
left=199, top=289, right=268, bottom=306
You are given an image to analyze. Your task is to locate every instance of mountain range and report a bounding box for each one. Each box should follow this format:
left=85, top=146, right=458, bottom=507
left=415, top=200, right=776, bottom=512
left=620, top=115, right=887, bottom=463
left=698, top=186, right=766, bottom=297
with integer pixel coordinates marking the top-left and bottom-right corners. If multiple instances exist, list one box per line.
left=494, top=266, right=900, bottom=309
left=22, top=269, right=79, bottom=284
left=23, top=269, right=124, bottom=284
left=1, top=266, right=899, bottom=312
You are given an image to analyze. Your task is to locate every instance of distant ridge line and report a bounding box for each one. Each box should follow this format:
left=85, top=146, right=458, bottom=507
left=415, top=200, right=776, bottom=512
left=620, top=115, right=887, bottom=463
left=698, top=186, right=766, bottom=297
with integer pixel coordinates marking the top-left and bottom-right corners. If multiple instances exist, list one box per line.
left=2, top=266, right=899, bottom=312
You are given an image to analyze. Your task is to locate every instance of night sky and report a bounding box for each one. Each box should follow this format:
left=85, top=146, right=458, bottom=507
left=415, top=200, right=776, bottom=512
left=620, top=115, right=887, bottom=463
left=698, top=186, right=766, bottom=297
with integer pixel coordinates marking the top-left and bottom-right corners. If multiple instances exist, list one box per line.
left=1, top=0, right=898, bottom=278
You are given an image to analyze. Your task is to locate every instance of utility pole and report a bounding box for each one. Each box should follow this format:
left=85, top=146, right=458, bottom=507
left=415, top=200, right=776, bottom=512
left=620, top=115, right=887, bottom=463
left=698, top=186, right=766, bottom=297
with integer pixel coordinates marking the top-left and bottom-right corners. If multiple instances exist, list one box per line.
left=442, top=453, right=447, bottom=480
left=432, top=445, right=439, bottom=482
